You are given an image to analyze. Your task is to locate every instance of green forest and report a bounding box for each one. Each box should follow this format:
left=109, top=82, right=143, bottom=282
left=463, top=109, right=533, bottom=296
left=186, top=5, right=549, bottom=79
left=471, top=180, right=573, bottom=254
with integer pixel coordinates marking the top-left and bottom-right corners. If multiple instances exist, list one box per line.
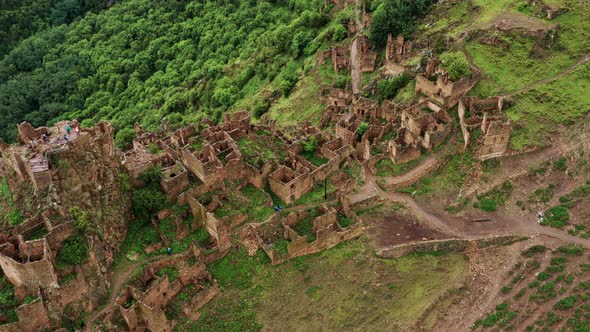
left=0, top=0, right=432, bottom=149
left=0, top=0, right=334, bottom=146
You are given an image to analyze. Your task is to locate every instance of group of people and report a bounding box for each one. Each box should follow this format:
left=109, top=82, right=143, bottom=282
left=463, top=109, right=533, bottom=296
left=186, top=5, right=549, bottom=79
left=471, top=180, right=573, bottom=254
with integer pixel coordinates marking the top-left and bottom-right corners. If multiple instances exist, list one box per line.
left=40, top=121, right=81, bottom=145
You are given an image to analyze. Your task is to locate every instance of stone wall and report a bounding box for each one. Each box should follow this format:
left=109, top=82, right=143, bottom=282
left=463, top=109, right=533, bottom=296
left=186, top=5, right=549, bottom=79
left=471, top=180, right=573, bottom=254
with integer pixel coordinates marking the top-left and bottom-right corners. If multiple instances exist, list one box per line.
left=16, top=122, right=48, bottom=144
left=0, top=297, right=50, bottom=332
left=160, top=162, right=189, bottom=201
left=478, top=121, right=511, bottom=160
left=376, top=235, right=528, bottom=258
left=0, top=238, right=58, bottom=295
left=268, top=164, right=313, bottom=204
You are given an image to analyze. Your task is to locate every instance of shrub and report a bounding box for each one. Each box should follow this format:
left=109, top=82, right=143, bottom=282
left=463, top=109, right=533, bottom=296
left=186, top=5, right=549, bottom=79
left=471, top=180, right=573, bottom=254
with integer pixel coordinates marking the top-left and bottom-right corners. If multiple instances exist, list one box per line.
left=528, top=280, right=540, bottom=288
left=378, top=75, right=410, bottom=100
left=333, top=75, right=349, bottom=89
left=252, top=99, right=270, bottom=119
left=68, top=206, right=89, bottom=232
left=115, top=127, right=136, bottom=149
left=537, top=272, right=550, bottom=281
left=528, top=187, right=554, bottom=203
left=6, top=210, right=25, bottom=226
left=439, top=51, right=472, bottom=80
left=303, top=136, right=317, bottom=153
left=57, top=233, right=89, bottom=266
left=554, top=296, right=577, bottom=310
left=522, top=245, right=546, bottom=257
left=332, top=25, right=347, bottom=41
left=479, top=198, right=497, bottom=212
left=544, top=206, right=570, bottom=228
left=132, top=188, right=166, bottom=220
left=553, top=157, right=567, bottom=171
left=356, top=122, right=369, bottom=140
left=557, top=244, right=584, bottom=256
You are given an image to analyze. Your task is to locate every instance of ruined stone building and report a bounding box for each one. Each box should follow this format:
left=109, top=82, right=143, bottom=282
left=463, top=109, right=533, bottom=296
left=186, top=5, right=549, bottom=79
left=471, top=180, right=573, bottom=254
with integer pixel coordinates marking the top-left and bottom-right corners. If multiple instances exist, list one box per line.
left=415, top=67, right=479, bottom=108
left=112, top=246, right=218, bottom=332
left=386, top=34, right=416, bottom=64
left=320, top=86, right=353, bottom=126
left=318, top=44, right=351, bottom=73
left=386, top=101, right=451, bottom=164
left=0, top=121, right=114, bottom=192
left=269, top=160, right=313, bottom=205
left=244, top=199, right=363, bottom=265
left=458, top=96, right=511, bottom=160
left=357, top=35, right=377, bottom=73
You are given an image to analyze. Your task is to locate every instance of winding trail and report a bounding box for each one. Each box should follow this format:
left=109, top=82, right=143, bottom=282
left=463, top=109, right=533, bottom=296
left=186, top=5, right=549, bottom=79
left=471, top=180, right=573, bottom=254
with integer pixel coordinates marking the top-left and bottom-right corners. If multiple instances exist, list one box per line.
left=373, top=134, right=458, bottom=189
left=352, top=153, right=590, bottom=249
left=502, top=53, right=590, bottom=98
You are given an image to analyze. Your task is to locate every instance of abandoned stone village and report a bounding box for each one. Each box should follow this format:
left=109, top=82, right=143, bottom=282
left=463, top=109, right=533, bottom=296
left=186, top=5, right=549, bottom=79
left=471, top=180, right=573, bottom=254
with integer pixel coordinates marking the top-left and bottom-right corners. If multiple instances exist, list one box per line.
left=0, top=0, right=584, bottom=331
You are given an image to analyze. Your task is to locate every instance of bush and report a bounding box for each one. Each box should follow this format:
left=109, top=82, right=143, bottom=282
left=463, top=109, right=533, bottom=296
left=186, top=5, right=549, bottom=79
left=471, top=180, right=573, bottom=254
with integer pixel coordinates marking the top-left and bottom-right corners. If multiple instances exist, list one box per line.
left=68, top=206, right=89, bottom=232
left=6, top=210, right=25, bottom=226
left=529, top=187, right=554, bottom=203
left=378, top=75, right=410, bottom=100
left=356, top=122, right=369, bottom=140
left=57, top=233, right=89, bottom=266
left=553, top=157, right=567, bottom=171
left=332, top=25, right=347, bottom=41
left=479, top=198, right=497, bottom=212
left=554, top=296, right=577, bottom=310
left=303, top=136, right=317, bottom=153
left=557, top=244, right=584, bottom=256
left=368, top=0, right=434, bottom=46
left=333, top=75, right=349, bottom=89
left=115, top=127, right=136, bottom=149
left=544, top=206, right=570, bottom=228
left=252, top=99, right=270, bottom=119
left=439, top=51, right=472, bottom=80
left=132, top=188, right=166, bottom=220
left=522, top=245, right=546, bottom=257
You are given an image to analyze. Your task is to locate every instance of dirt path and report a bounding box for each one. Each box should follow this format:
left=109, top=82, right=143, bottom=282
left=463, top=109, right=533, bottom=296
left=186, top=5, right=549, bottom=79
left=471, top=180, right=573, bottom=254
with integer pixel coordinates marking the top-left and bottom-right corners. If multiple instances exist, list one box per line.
left=503, top=53, right=590, bottom=98
left=351, top=147, right=590, bottom=249
left=459, top=39, right=589, bottom=98
left=373, top=134, right=458, bottom=189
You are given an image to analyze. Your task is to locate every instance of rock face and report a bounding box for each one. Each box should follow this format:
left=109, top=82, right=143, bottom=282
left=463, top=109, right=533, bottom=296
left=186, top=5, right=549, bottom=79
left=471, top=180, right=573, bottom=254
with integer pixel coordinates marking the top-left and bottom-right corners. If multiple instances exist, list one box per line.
left=0, top=120, right=131, bottom=327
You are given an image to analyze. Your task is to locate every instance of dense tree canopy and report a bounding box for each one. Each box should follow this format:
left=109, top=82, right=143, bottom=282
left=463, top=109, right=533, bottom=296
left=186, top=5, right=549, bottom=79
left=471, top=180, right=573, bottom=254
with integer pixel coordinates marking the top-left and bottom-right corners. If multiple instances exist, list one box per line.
left=0, top=0, right=328, bottom=143
left=368, top=0, right=433, bottom=46
left=0, top=0, right=106, bottom=57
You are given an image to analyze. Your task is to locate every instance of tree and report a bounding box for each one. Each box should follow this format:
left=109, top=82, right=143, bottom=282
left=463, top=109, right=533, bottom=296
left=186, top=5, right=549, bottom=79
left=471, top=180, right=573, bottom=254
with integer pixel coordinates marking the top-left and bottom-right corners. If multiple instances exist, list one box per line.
left=57, top=233, right=89, bottom=265
left=357, top=122, right=369, bottom=140
left=115, top=127, right=136, bottom=149
left=303, top=136, right=317, bottom=153
left=368, top=0, right=433, bottom=46
left=439, top=52, right=472, bottom=80
left=378, top=74, right=410, bottom=100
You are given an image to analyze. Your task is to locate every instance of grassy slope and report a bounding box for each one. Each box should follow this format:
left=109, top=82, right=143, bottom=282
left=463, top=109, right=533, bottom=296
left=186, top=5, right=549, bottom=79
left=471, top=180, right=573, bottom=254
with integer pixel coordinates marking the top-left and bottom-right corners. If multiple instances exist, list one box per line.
left=185, top=239, right=466, bottom=331
left=420, top=0, right=590, bottom=150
